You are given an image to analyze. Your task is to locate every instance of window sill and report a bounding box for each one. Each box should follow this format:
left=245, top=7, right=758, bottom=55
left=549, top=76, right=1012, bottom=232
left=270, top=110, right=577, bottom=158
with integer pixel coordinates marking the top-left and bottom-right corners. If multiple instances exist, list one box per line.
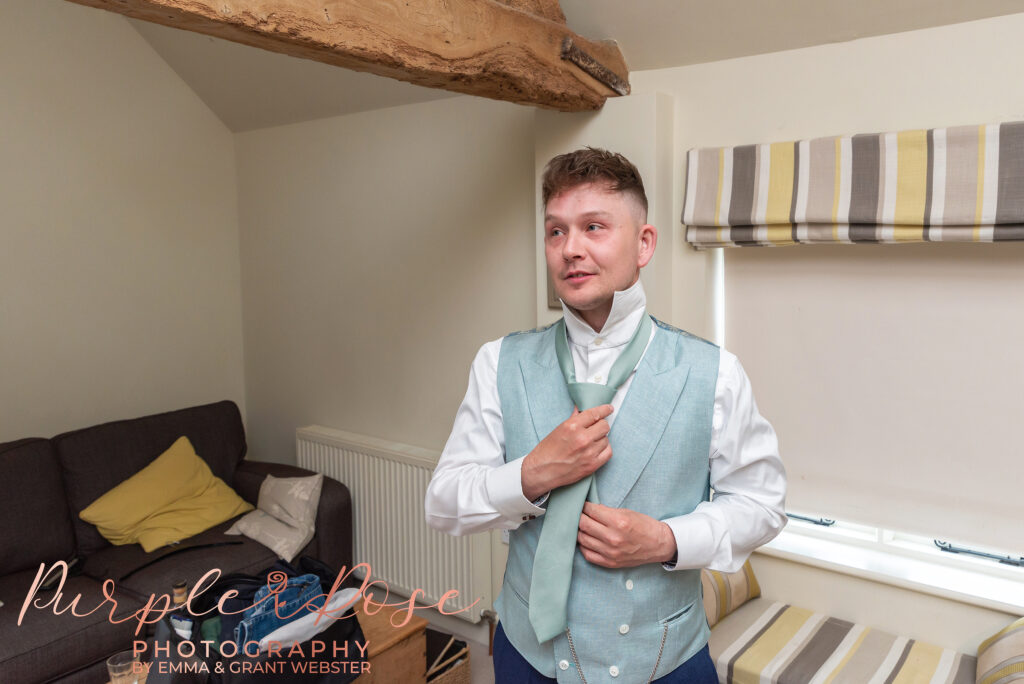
left=756, top=528, right=1024, bottom=615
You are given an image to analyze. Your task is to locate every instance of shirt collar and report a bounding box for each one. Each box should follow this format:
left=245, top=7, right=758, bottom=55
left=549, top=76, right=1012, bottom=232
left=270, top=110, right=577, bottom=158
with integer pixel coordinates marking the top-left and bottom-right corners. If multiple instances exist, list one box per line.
left=561, top=278, right=647, bottom=348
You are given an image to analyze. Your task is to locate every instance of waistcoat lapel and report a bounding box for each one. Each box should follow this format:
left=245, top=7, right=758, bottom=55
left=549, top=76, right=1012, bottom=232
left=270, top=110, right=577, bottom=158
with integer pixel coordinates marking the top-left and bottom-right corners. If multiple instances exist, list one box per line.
left=519, top=331, right=574, bottom=446
left=598, top=356, right=690, bottom=508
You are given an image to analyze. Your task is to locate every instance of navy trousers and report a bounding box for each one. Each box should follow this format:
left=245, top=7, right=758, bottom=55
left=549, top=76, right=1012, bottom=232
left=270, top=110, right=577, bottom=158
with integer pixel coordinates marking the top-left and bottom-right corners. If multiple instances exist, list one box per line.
left=493, top=622, right=718, bottom=683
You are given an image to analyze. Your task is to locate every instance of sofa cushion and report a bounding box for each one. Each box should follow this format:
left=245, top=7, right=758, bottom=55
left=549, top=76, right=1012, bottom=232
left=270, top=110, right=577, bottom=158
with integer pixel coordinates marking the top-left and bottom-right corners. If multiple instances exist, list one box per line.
left=233, top=460, right=354, bottom=574
left=54, top=400, right=247, bottom=556
left=708, top=598, right=977, bottom=683
left=0, top=438, right=76, bottom=575
left=79, top=435, right=253, bottom=552
left=227, top=473, right=323, bottom=562
left=82, top=516, right=283, bottom=604
left=0, top=569, right=144, bottom=684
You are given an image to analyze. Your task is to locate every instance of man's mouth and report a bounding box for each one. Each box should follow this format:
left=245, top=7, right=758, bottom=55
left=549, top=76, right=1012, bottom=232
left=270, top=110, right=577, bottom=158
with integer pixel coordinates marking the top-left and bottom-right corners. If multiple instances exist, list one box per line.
left=565, top=271, right=593, bottom=281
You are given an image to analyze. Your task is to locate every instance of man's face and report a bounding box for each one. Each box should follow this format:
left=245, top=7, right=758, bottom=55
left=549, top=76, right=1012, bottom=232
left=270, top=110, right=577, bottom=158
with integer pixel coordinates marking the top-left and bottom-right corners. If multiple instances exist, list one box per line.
left=544, top=182, right=656, bottom=331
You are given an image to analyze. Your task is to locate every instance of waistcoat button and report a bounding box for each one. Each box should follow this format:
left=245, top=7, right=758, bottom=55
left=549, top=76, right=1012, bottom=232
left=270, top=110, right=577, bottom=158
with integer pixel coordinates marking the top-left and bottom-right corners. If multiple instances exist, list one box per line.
left=625, top=579, right=634, bottom=590
left=609, top=665, right=620, bottom=677
left=558, top=660, right=569, bottom=671
left=618, top=624, right=629, bottom=634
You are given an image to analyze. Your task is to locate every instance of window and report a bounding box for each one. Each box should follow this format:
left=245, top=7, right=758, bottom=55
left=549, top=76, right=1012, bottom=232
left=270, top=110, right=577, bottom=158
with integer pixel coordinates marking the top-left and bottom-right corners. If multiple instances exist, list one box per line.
left=769, top=511, right=1024, bottom=611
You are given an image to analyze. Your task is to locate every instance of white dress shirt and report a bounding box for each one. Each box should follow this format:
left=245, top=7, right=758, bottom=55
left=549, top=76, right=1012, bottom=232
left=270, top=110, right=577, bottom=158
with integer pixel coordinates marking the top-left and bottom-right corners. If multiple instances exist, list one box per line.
left=424, top=279, right=787, bottom=572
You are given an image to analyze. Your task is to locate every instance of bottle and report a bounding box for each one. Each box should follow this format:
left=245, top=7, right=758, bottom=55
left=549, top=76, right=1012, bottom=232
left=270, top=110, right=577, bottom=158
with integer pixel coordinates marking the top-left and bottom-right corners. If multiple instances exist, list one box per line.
left=169, top=579, right=195, bottom=639
left=172, top=580, right=188, bottom=607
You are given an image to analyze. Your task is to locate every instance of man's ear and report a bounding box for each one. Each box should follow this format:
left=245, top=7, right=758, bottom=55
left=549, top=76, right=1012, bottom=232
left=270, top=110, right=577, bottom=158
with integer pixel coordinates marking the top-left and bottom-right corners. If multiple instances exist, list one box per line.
left=637, top=224, right=658, bottom=268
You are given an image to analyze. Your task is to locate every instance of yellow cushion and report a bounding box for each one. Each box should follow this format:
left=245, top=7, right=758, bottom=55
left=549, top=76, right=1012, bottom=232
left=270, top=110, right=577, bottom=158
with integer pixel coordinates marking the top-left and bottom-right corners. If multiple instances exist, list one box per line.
left=79, top=435, right=253, bottom=552
left=701, top=559, right=761, bottom=628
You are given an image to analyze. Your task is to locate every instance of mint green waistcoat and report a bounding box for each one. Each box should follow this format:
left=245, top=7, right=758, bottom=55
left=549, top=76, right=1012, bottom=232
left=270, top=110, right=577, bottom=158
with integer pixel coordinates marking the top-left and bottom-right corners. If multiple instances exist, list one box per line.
left=494, top=316, right=720, bottom=683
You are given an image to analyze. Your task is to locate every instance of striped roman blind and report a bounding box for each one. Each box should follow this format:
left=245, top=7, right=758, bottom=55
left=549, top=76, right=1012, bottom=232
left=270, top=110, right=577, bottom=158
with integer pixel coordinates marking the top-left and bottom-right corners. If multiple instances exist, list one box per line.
left=681, top=121, right=1024, bottom=248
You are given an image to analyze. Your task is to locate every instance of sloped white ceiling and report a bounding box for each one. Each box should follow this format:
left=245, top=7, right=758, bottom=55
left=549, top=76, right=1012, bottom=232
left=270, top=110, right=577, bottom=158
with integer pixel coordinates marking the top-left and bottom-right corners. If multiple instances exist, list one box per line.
left=566, top=0, right=1024, bottom=71
left=128, top=18, right=456, bottom=133
left=128, top=0, right=1024, bottom=132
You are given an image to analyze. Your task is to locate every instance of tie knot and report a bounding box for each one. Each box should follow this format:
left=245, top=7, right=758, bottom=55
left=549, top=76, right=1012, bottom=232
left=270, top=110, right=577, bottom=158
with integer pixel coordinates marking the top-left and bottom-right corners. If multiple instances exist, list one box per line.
left=555, top=312, right=653, bottom=410
left=567, top=382, right=618, bottom=411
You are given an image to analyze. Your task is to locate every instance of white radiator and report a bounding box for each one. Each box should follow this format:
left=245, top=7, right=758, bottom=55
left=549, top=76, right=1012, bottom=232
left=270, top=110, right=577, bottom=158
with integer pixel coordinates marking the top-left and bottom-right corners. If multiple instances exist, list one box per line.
left=297, top=425, right=492, bottom=623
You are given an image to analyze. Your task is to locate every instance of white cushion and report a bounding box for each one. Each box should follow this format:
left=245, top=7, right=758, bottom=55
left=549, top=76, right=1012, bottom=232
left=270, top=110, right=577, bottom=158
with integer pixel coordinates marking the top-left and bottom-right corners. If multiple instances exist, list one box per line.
left=226, top=473, right=323, bottom=562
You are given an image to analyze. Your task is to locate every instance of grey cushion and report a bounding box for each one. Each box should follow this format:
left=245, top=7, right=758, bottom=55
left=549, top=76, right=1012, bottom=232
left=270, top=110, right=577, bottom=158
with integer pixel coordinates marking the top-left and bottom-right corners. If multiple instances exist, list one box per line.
left=234, top=461, right=354, bottom=574
left=227, top=473, right=323, bottom=562
left=0, top=438, right=76, bottom=575
left=0, top=569, right=143, bottom=684
left=82, top=517, right=280, bottom=602
left=53, top=400, right=247, bottom=556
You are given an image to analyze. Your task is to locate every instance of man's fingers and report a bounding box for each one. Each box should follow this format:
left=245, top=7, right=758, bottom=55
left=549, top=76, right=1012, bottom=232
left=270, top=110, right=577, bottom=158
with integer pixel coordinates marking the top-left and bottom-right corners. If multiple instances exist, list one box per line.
left=582, top=501, right=614, bottom=524
left=582, top=440, right=611, bottom=470
left=577, top=511, right=600, bottom=536
left=579, top=547, right=611, bottom=568
left=584, top=418, right=610, bottom=441
left=578, top=404, right=614, bottom=425
left=577, top=515, right=613, bottom=551
left=578, top=529, right=620, bottom=568
left=579, top=511, right=619, bottom=546
left=577, top=529, right=610, bottom=556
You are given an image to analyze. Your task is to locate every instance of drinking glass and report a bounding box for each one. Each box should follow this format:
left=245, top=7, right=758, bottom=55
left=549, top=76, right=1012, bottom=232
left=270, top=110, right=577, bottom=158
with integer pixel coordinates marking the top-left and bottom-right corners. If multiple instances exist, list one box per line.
left=106, top=650, right=139, bottom=684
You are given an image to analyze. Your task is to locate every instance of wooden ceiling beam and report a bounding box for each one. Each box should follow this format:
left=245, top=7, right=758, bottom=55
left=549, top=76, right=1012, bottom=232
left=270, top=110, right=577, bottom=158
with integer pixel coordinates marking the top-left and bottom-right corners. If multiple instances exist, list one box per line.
left=65, top=0, right=629, bottom=111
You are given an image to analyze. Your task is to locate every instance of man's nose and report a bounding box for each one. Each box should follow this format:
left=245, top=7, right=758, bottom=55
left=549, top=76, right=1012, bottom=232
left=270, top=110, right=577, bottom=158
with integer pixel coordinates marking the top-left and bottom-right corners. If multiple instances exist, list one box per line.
left=562, top=228, right=584, bottom=260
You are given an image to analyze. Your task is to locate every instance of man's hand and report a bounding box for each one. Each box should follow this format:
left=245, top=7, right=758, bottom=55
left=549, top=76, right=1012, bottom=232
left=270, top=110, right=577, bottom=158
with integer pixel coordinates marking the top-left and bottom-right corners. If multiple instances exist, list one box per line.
left=577, top=502, right=677, bottom=568
left=520, top=405, right=614, bottom=501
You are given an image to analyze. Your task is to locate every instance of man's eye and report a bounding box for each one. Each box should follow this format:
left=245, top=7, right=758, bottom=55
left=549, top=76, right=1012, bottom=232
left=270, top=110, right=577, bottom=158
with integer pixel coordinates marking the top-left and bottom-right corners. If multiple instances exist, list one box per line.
left=587, top=224, right=601, bottom=231
left=549, top=228, right=564, bottom=237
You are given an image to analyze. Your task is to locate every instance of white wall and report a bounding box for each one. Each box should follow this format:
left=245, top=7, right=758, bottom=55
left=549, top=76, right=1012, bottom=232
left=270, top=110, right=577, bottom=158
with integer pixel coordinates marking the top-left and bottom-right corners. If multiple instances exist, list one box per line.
left=629, top=13, right=1024, bottom=648
left=235, top=95, right=537, bottom=465
left=0, top=0, right=245, bottom=441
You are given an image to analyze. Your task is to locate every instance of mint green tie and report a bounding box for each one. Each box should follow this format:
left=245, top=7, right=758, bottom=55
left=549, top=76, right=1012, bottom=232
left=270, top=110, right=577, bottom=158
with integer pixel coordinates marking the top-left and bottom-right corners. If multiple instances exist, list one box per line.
left=527, top=311, right=653, bottom=643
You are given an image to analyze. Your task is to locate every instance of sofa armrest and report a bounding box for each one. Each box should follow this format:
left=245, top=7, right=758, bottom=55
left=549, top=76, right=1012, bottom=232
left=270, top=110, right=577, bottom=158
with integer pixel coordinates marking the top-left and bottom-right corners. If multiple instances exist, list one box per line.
left=232, top=460, right=354, bottom=575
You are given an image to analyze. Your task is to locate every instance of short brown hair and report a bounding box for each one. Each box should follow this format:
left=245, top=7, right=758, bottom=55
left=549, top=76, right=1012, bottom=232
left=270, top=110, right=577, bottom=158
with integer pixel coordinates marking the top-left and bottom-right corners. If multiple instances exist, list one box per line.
left=541, top=147, right=648, bottom=219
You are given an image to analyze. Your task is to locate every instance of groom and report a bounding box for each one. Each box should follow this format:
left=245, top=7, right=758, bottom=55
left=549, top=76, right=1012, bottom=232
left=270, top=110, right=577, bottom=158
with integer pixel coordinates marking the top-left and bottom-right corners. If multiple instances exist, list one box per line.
left=425, top=147, right=786, bottom=683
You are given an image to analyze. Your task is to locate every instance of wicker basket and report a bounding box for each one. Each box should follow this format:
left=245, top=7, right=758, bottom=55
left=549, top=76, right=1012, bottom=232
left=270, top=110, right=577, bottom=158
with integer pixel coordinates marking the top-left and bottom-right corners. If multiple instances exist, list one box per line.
left=426, top=629, right=471, bottom=684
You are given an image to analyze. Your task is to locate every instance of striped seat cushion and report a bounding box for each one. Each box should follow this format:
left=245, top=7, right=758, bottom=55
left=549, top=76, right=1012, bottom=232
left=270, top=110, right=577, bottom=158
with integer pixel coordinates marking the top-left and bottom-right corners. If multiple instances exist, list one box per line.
left=702, top=560, right=762, bottom=628
left=976, top=616, right=1024, bottom=684
left=708, top=598, right=976, bottom=684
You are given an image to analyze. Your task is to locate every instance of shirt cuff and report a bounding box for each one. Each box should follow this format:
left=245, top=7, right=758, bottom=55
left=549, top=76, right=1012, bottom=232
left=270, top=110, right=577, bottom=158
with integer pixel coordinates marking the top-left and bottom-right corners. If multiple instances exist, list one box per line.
left=484, top=457, right=548, bottom=523
left=660, top=513, right=716, bottom=571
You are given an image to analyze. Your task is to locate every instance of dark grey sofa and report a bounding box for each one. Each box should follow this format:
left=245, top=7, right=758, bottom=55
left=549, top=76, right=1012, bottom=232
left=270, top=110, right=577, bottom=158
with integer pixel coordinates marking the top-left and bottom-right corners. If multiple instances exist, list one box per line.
left=0, top=400, right=353, bottom=683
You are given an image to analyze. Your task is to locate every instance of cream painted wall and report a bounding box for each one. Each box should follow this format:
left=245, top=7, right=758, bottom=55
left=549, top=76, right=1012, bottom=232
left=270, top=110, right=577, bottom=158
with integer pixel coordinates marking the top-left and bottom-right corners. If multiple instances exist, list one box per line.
left=235, top=95, right=536, bottom=465
left=0, top=0, right=245, bottom=441
left=628, top=13, right=1024, bottom=648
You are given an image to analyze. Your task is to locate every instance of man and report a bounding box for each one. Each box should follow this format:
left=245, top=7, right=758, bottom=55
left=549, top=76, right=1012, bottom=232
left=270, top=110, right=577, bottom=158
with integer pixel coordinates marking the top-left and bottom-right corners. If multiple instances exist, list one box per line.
left=425, top=148, right=786, bottom=683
